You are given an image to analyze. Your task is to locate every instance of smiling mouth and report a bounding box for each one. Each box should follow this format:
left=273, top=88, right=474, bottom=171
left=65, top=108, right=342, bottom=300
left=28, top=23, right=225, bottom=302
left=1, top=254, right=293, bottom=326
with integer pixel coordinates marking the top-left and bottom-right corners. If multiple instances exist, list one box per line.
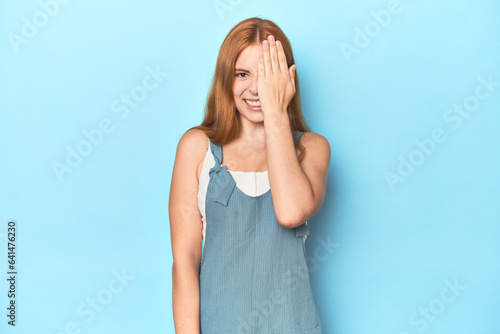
left=244, top=99, right=261, bottom=107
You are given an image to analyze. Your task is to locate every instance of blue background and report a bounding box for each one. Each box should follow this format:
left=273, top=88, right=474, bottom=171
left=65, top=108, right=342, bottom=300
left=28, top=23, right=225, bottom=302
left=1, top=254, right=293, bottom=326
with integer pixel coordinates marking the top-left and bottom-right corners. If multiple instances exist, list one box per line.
left=1, top=0, right=499, bottom=333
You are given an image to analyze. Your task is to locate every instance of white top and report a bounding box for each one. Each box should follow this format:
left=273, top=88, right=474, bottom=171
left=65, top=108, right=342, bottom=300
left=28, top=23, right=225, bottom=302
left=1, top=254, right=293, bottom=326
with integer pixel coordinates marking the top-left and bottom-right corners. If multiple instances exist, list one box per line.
left=197, top=138, right=307, bottom=245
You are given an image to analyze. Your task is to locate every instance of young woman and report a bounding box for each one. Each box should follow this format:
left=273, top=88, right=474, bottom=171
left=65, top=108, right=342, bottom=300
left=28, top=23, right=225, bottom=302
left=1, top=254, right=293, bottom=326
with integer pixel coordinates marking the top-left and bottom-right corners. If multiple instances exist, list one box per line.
left=169, top=17, right=330, bottom=333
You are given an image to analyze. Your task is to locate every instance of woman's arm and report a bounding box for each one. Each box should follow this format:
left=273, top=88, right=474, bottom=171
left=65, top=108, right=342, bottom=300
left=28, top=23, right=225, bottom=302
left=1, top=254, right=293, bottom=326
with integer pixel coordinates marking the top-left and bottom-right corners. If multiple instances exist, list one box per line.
left=266, top=124, right=330, bottom=228
left=258, top=35, right=331, bottom=228
left=169, top=129, right=206, bottom=333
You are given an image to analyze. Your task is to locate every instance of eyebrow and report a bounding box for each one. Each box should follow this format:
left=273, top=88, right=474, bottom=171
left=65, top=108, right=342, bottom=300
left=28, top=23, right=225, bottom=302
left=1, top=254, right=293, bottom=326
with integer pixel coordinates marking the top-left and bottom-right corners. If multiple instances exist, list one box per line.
left=234, top=68, right=250, bottom=72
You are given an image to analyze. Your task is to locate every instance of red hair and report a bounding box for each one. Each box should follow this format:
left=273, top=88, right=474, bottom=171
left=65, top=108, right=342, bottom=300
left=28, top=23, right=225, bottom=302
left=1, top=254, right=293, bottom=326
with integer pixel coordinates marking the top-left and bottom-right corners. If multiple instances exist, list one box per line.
left=190, top=17, right=309, bottom=161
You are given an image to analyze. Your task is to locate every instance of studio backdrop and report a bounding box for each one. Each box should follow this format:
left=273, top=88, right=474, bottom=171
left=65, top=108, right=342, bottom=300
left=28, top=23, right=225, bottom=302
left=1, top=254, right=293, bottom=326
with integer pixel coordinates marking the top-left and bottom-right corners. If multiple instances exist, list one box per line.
left=1, top=0, right=499, bottom=333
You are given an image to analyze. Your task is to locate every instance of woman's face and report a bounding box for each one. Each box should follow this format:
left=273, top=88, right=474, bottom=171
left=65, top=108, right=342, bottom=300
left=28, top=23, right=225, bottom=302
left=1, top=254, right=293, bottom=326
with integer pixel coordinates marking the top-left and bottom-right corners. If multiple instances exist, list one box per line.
left=233, top=43, right=264, bottom=124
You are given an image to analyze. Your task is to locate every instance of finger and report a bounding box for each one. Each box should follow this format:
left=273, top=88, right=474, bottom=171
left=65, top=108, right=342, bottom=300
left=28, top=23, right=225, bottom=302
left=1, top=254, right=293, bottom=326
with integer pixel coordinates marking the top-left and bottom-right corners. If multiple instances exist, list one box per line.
left=262, top=39, right=272, bottom=75
left=258, top=53, right=265, bottom=79
left=289, top=64, right=296, bottom=90
left=268, top=35, right=279, bottom=73
left=276, top=40, right=288, bottom=73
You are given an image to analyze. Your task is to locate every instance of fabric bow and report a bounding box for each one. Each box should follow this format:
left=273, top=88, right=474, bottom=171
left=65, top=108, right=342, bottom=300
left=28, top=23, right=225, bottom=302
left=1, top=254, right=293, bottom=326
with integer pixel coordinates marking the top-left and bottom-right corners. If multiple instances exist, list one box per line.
left=208, top=164, right=236, bottom=207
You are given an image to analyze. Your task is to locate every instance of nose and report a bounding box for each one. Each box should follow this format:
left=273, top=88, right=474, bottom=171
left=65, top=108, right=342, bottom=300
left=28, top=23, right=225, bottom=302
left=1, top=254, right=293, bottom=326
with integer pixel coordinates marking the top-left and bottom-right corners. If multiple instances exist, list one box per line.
left=249, top=75, right=258, bottom=95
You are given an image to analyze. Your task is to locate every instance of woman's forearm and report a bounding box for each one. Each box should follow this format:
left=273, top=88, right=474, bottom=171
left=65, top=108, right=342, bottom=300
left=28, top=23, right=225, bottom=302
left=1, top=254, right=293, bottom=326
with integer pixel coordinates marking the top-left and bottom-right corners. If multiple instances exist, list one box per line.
left=264, top=111, right=316, bottom=227
left=172, top=261, right=200, bottom=334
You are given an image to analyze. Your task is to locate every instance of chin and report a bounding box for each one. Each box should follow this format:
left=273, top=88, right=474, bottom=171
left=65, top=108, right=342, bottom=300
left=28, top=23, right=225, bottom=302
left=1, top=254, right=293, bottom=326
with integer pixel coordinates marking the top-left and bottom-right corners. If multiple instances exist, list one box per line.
left=236, top=102, right=264, bottom=123
left=241, top=114, right=264, bottom=124
left=236, top=107, right=264, bottom=124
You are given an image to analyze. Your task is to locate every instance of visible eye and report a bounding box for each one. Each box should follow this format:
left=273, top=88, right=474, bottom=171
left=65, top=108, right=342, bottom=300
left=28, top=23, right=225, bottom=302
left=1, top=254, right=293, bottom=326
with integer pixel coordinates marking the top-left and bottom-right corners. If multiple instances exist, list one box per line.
left=235, top=72, right=248, bottom=78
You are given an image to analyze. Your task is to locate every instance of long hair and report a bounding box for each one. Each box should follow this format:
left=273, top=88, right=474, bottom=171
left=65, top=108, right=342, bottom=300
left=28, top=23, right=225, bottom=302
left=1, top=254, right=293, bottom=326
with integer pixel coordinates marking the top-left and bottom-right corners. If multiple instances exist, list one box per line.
left=190, top=17, right=309, bottom=161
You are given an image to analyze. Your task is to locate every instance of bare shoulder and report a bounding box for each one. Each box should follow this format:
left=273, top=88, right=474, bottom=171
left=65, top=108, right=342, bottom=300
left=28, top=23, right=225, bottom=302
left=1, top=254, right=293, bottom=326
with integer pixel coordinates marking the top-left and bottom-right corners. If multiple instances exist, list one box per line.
left=300, top=131, right=331, bottom=157
left=175, top=128, right=209, bottom=180
left=177, top=128, right=208, bottom=151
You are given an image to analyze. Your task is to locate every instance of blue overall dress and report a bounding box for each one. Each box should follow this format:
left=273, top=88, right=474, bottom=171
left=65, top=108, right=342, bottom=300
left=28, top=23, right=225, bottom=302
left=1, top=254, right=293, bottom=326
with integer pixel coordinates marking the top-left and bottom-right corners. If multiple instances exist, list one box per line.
left=199, top=131, right=323, bottom=334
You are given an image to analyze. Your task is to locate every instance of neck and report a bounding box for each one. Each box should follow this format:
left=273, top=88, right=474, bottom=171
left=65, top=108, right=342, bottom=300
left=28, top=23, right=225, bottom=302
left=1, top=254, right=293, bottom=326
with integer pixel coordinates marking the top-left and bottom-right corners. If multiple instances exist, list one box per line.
left=236, top=117, right=266, bottom=146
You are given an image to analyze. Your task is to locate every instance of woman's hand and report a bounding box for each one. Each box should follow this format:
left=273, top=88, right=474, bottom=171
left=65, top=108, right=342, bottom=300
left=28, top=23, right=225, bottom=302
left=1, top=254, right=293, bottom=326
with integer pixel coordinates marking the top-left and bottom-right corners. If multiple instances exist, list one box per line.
left=258, top=34, right=297, bottom=116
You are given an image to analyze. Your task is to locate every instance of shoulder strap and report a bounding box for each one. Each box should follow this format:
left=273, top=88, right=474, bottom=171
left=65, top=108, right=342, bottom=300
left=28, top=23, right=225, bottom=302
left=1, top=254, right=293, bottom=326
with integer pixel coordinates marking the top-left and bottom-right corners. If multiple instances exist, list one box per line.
left=293, top=131, right=304, bottom=143
left=207, top=139, right=235, bottom=207
left=209, top=140, right=222, bottom=166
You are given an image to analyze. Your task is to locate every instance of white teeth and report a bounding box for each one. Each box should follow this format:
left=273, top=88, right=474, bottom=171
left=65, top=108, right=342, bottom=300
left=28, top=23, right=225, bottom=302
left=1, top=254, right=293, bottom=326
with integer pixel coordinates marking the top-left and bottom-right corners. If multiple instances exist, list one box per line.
left=245, top=99, right=261, bottom=107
